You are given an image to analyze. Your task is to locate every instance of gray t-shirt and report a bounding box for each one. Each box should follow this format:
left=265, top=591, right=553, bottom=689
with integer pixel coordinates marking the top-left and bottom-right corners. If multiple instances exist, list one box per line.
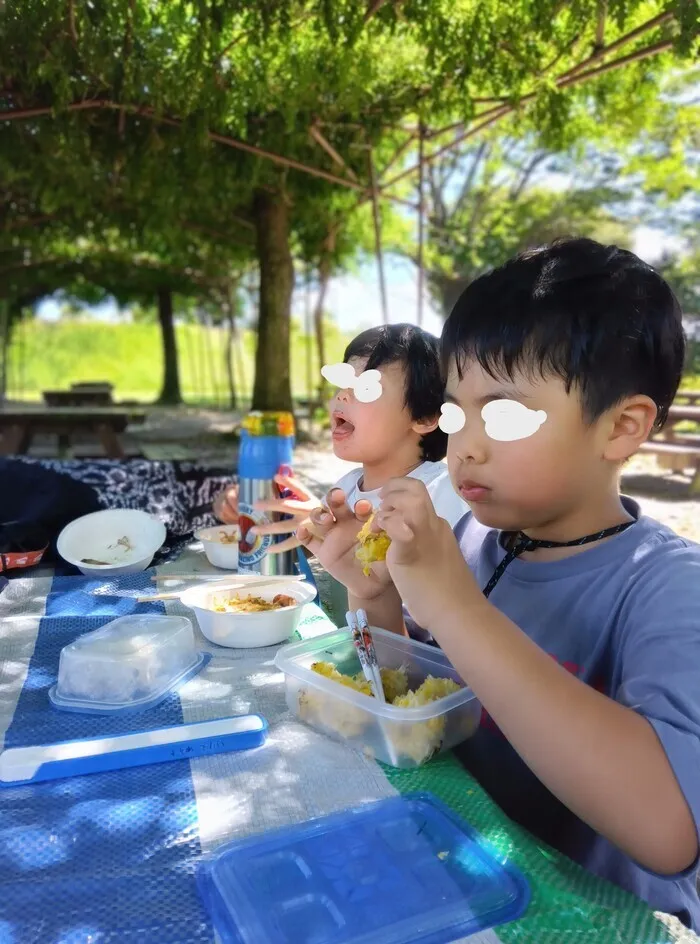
left=406, top=497, right=700, bottom=929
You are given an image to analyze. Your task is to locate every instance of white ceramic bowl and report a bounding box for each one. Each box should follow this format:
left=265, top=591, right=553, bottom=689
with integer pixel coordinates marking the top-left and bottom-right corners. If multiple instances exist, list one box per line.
left=181, top=581, right=317, bottom=649
left=195, top=524, right=239, bottom=570
left=57, top=509, right=167, bottom=577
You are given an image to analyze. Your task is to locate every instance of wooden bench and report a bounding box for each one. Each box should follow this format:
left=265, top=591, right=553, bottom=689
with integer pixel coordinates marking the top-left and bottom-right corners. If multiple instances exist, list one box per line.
left=71, top=381, right=114, bottom=394
left=639, top=440, right=700, bottom=494
left=0, top=408, right=142, bottom=459
left=676, top=390, right=700, bottom=406
left=43, top=389, right=114, bottom=408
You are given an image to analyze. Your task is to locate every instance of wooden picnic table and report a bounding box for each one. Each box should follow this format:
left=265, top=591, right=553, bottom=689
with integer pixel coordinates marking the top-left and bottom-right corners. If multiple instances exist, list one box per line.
left=43, top=389, right=114, bottom=408
left=664, top=403, right=700, bottom=428
left=0, top=407, right=142, bottom=459
left=643, top=403, right=700, bottom=493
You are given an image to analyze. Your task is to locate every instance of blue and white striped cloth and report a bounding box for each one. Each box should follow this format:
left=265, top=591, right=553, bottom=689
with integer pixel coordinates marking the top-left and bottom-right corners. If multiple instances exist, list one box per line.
left=0, top=567, right=404, bottom=944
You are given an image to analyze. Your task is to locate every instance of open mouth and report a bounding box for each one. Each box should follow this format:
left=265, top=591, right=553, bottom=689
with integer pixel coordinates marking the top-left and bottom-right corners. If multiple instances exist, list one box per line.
left=331, top=413, right=355, bottom=439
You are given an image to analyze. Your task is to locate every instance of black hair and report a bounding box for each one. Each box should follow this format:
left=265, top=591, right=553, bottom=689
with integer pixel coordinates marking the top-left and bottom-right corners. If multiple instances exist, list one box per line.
left=343, top=324, right=447, bottom=462
left=442, top=237, right=685, bottom=430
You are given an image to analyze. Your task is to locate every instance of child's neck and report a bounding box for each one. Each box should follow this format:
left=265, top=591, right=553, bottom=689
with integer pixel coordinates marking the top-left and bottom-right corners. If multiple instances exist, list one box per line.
left=360, top=452, right=425, bottom=493
left=516, top=489, right=634, bottom=562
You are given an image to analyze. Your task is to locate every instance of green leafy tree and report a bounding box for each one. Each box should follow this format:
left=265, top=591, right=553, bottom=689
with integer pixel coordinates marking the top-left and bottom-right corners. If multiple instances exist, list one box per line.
left=0, top=1, right=697, bottom=407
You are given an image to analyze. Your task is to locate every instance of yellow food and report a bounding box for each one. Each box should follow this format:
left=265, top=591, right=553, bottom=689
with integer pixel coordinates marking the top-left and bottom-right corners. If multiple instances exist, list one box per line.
left=355, top=515, right=391, bottom=576
left=213, top=593, right=295, bottom=613
left=352, top=666, right=410, bottom=703
left=387, top=676, right=462, bottom=764
left=311, top=661, right=372, bottom=696
left=301, top=662, right=463, bottom=765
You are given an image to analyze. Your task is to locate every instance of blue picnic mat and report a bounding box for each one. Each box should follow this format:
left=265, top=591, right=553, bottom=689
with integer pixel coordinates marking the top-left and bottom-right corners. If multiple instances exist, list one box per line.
left=0, top=572, right=215, bottom=944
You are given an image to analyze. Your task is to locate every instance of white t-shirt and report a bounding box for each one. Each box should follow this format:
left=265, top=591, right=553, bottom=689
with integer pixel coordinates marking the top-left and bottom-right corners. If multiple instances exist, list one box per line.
left=332, top=461, right=468, bottom=529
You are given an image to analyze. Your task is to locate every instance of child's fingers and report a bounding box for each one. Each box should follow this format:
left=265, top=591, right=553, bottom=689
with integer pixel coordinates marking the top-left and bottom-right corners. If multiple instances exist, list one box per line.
left=296, top=520, right=324, bottom=558
left=306, top=505, right=337, bottom=539
left=266, top=535, right=302, bottom=554
left=250, top=519, right=298, bottom=536
left=353, top=499, right=374, bottom=524
left=273, top=473, right=314, bottom=501
left=379, top=477, right=430, bottom=503
left=254, top=497, right=315, bottom=515
left=377, top=509, right=415, bottom=544
left=213, top=489, right=238, bottom=524
left=325, top=488, right=356, bottom=522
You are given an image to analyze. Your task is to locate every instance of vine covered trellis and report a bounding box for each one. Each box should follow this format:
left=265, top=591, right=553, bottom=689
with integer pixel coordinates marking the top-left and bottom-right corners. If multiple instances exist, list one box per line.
left=1, top=0, right=697, bottom=407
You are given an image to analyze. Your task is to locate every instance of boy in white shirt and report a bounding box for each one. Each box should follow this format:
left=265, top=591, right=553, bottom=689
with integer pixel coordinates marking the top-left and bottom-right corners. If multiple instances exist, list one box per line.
left=213, top=324, right=467, bottom=547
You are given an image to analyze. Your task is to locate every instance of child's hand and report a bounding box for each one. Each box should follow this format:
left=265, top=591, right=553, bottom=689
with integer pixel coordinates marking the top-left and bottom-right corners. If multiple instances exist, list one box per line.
left=213, top=484, right=238, bottom=524
left=251, top=474, right=322, bottom=554
left=377, top=478, right=478, bottom=630
left=297, top=488, right=392, bottom=600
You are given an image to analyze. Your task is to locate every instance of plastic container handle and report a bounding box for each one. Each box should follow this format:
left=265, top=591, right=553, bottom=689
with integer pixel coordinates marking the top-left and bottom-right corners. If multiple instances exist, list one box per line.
left=0, top=715, right=268, bottom=786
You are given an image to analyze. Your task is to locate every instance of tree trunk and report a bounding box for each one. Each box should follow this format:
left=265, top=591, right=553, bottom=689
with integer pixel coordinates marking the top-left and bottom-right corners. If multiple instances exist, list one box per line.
left=224, top=298, right=238, bottom=411
left=314, top=253, right=332, bottom=407
left=156, top=288, right=182, bottom=405
left=252, top=188, right=294, bottom=412
left=0, top=300, right=10, bottom=405
left=431, top=273, right=473, bottom=319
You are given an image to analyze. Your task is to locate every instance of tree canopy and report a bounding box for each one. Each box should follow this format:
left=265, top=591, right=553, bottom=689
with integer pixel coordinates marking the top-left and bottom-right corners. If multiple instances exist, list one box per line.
left=1, top=1, right=697, bottom=407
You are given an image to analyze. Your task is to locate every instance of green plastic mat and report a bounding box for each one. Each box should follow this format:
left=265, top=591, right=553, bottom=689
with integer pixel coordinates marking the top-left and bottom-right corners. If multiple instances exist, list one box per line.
left=296, top=604, right=695, bottom=943
left=386, top=754, right=687, bottom=943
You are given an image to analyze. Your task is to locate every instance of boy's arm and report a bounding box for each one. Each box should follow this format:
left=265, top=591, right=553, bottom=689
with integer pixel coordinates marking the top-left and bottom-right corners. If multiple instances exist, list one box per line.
left=348, top=586, right=408, bottom=636
left=375, top=478, right=700, bottom=878
left=431, top=581, right=699, bottom=877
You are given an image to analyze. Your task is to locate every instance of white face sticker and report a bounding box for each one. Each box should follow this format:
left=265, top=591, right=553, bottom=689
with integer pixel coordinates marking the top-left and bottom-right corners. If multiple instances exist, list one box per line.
left=481, top=400, right=547, bottom=442
left=353, top=369, right=382, bottom=403
left=438, top=402, right=466, bottom=435
left=321, top=363, right=383, bottom=403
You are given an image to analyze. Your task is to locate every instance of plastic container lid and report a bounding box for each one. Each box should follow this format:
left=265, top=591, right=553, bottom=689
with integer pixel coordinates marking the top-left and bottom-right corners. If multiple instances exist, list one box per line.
left=197, top=793, right=530, bottom=944
left=49, top=614, right=209, bottom=714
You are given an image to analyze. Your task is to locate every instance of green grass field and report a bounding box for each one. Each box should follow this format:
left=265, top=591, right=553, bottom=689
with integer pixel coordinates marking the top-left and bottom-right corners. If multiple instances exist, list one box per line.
left=5, top=318, right=700, bottom=406
left=5, top=318, right=353, bottom=405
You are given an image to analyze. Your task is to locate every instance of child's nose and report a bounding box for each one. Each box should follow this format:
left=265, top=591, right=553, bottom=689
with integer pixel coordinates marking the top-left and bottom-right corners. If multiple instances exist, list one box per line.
left=453, top=422, right=488, bottom=464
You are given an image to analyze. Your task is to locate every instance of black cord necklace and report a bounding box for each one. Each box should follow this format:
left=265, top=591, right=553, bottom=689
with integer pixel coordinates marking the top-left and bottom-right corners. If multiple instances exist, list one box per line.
left=482, top=519, right=636, bottom=599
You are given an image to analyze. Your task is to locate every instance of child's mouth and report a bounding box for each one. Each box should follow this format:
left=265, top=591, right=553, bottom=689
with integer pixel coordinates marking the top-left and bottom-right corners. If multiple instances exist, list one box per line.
left=332, top=414, right=355, bottom=441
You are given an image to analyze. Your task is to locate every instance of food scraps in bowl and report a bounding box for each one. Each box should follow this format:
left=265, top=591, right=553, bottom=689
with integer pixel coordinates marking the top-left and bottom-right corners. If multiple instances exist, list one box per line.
left=80, top=534, right=135, bottom=566
left=215, top=530, right=238, bottom=545
left=212, top=593, right=297, bottom=614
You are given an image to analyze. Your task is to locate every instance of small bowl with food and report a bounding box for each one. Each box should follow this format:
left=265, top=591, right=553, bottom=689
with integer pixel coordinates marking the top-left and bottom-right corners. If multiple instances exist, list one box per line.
left=180, top=580, right=317, bottom=649
left=195, top=524, right=240, bottom=570
left=57, top=509, right=166, bottom=577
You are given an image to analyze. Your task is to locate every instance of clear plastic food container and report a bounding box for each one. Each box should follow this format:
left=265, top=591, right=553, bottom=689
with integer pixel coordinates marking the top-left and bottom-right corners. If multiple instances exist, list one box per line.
left=274, top=627, right=481, bottom=768
left=197, top=794, right=530, bottom=944
left=49, top=615, right=209, bottom=714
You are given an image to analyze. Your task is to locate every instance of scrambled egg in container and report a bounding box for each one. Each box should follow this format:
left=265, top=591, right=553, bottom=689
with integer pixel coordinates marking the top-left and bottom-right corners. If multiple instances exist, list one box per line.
left=299, top=661, right=462, bottom=765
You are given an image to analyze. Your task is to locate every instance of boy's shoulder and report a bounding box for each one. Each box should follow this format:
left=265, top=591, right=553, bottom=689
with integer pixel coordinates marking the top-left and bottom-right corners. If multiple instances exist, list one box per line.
left=457, top=498, right=700, bottom=605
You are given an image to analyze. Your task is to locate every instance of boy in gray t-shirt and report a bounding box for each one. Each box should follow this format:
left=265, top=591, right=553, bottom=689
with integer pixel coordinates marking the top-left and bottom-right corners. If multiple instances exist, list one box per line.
left=299, top=238, right=700, bottom=930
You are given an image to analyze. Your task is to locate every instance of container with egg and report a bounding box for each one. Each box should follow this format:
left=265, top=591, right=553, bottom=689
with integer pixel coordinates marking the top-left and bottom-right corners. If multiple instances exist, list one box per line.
left=275, top=627, right=481, bottom=768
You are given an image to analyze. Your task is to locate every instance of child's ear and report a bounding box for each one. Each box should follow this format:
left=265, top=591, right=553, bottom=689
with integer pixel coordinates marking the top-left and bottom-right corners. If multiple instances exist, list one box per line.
left=411, top=415, right=440, bottom=437
left=602, top=395, right=658, bottom=462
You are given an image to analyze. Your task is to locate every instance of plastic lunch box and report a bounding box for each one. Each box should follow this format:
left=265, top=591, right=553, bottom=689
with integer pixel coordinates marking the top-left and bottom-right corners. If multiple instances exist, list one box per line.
left=49, top=614, right=209, bottom=713
left=274, top=627, right=482, bottom=768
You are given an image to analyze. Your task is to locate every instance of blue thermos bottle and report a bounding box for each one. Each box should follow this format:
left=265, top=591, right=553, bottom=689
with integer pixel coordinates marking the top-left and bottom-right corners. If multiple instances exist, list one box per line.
left=237, top=411, right=298, bottom=576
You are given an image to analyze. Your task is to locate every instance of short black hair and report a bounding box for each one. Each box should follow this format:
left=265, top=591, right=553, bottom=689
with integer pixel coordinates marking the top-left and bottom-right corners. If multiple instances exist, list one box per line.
left=442, top=237, right=685, bottom=430
left=344, top=324, right=447, bottom=462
